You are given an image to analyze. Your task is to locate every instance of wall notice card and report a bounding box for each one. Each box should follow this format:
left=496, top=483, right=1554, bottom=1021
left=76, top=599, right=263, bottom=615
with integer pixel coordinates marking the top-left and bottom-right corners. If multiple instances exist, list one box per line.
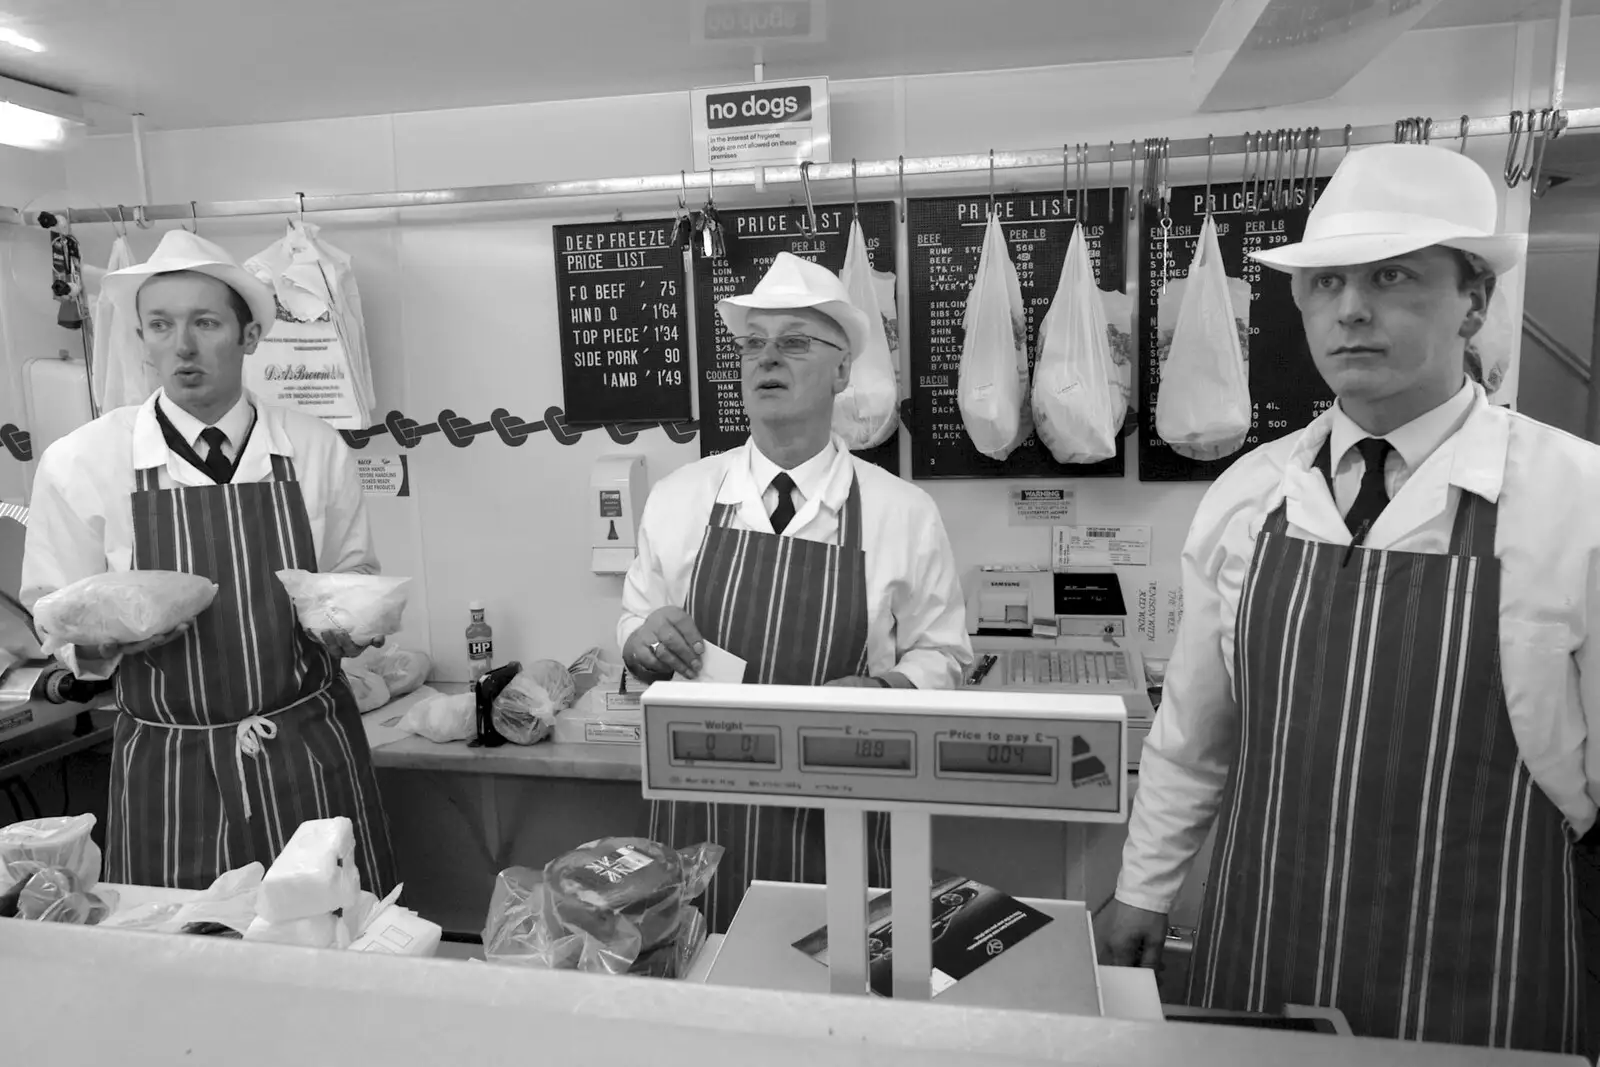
left=356, top=455, right=410, bottom=497
left=1008, top=486, right=1075, bottom=527
left=792, top=874, right=1053, bottom=998
left=1053, top=525, right=1151, bottom=570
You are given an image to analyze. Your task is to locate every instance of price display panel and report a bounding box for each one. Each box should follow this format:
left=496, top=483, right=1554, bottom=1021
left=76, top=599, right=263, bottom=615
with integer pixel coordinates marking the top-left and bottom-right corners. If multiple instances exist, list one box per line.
left=800, top=729, right=916, bottom=776
left=553, top=218, right=693, bottom=424
left=1137, top=181, right=1334, bottom=481
left=669, top=724, right=781, bottom=767
left=904, top=189, right=1130, bottom=480
left=642, top=686, right=1127, bottom=821
left=936, top=739, right=1055, bottom=780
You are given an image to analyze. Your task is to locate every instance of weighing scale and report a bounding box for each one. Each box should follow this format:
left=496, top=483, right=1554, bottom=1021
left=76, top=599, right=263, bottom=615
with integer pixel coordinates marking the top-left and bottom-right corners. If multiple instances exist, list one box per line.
left=640, top=682, right=1127, bottom=1010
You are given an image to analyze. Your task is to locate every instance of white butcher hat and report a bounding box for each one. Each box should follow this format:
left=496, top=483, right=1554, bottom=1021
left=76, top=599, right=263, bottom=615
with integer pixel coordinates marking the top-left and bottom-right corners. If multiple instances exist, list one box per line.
left=1250, top=143, right=1525, bottom=276
left=105, top=229, right=277, bottom=336
left=716, top=252, right=873, bottom=358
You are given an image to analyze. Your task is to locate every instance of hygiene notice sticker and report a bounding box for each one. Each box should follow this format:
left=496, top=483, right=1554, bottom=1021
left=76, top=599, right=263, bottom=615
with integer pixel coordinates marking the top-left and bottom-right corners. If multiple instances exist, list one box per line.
left=1009, top=487, right=1075, bottom=527
left=1052, top=525, right=1152, bottom=569
left=356, top=456, right=410, bottom=497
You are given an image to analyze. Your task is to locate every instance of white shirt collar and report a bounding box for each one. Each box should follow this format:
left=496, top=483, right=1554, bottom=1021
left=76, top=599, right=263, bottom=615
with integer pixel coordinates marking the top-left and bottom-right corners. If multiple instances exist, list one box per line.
left=156, top=390, right=255, bottom=451
left=1328, top=380, right=1477, bottom=473
left=748, top=437, right=838, bottom=502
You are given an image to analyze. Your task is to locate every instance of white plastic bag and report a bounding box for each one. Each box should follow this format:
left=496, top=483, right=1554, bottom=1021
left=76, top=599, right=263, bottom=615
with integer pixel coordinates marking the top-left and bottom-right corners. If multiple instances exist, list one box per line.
left=1101, top=289, right=1136, bottom=426
left=397, top=690, right=476, bottom=744
left=1031, top=226, right=1120, bottom=465
left=492, top=675, right=558, bottom=746
left=342, top=663, right=392, bottom=713
left=832, top=220, right=901, bottom=450
left=1155, top=215, right=1253, bottom=462
left=958, top=213, right=1032, bottom=461
left=0, top=814, right=101, bottom=892
left=347, top=645, right=431, bottom=700
left=520, top=659, right=577, bottom=710
left=275, top=570, right=410, bottom=645
left=1474, top=263, right=1520, bottom=401
left=569, top=647, right=623, bottom=699
left=32, top=571, right=218, bottom=656
left=100, top=862, right=264, bottom=935
left=92, top=237, right=153, bottom=411
left=871, top=269, right=903, bottom=399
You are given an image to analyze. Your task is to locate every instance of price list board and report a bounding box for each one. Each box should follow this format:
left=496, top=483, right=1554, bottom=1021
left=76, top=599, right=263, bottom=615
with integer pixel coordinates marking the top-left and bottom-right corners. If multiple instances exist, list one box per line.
left=554, top=219, right=692, bottom=425
left=1137, top=181, right=1333, bottom=481
left=905, top=189, right=1129, bottom=480
left=692, top=201, right=900, bottom=473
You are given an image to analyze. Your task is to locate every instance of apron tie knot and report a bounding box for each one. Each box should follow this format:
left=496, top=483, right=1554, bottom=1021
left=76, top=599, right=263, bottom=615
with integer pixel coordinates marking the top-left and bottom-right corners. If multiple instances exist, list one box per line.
left=235, top=715, right=280, bottom=821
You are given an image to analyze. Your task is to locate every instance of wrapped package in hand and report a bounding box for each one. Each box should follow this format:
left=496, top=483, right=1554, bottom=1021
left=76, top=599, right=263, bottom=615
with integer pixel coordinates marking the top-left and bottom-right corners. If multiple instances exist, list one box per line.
left=32, top=571, right=216, bottom=656
left=275, top=570, right=410, bottom=646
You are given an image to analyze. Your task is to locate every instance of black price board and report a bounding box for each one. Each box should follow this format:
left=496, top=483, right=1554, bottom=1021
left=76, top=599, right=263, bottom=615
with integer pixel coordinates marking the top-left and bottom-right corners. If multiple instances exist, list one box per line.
left=554, top=218, right=692, bottom=425
left=692, top=200, right=900, bottom=474
left=905, top=189, right=1129, bottom=480
left=1137, top=181, right=1333, bottom=481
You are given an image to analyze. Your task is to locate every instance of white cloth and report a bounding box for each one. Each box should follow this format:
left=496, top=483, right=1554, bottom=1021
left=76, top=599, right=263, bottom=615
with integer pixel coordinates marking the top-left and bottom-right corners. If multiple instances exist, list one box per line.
left=158, top=393, right=255, bottom=463
left=1117, top=382, right=1600, bottom=915
left=91, top=237, right=153, bottom=411
left=245, top=221, right=377, bottom=421
left=1326, top=381, right=1476, bottom=514
left=619, top=436, right=973, bottom=690
left=20, top=389, right=378, bottom=681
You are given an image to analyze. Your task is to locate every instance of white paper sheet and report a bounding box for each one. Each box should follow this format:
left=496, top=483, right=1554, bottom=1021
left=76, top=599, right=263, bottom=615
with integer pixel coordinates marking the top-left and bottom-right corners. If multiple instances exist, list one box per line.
left=676, top=641, right=747, bottom=684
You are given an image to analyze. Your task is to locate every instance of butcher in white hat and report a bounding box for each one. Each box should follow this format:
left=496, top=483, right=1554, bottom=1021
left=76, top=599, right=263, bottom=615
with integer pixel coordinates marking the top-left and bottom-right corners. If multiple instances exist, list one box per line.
left=1102, top=143, right=1598, bottom=1056
left=617, top=251, right=971, bottom=930
left=20, top=228, right=396, bottom=896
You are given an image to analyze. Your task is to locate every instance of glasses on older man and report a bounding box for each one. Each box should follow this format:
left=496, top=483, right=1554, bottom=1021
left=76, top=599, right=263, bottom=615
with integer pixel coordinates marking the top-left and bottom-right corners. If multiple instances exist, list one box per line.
left=731, top=334, right=845, bottom=359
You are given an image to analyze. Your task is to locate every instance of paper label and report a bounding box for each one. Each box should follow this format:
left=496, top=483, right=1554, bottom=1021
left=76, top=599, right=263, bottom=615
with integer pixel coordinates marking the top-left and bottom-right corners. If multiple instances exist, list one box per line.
left=1053, top=525, right=1152, bottom=569
left=584, top=845, right=654, bottom=883
left=605, top=691, right=643, bottom=713
left=245, top=298, right=364, bottom=428
left=356, top=456, right=410, bottom=497
left=1009, top=487, right=1075, bottom=527
left=674, top=641, right=747, bottom=684
left=585, top=721, right=643, bottom=744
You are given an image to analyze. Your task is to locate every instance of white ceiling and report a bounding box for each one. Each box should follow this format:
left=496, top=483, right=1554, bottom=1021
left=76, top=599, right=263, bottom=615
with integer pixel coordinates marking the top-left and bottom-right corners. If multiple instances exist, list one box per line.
left=0, top=0, right=1593, bottom=132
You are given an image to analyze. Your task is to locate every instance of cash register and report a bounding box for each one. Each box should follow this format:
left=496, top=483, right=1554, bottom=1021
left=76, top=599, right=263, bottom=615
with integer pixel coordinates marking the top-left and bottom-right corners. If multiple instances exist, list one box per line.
left=964, top=565, right=1155, bottom=765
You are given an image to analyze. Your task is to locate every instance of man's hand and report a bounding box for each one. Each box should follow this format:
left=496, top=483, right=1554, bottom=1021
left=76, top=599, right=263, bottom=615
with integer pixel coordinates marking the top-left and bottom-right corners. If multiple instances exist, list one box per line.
left=311, top=631, right=386, bottom=660
left=77, top=622, right=191, bottom=663
left=624, top=607, right=704, bottom=679
left=1095, top=900, right=1170, bottom=970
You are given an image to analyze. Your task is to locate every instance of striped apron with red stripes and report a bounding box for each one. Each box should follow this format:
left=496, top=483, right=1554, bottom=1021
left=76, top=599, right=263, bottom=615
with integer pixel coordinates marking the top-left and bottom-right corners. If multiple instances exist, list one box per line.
left=649, top=472, right=884, bottom=933
left=106, top=453, right=396, bottom=895
left=1190, top=458, right=1587, bottom=1055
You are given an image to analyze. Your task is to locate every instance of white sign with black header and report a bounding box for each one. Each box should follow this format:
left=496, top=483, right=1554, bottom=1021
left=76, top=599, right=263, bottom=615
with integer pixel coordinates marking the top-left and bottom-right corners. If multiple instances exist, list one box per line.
left=690, top=77, right=830, bottom=170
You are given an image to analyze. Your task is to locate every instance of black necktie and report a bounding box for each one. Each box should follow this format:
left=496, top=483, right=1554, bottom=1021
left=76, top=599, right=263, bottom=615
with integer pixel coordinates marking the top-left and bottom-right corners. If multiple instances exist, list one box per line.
left=1343, top=437, right=1394, bottom=547
left=769, top=472, right=797, bottom=534
left=199, top=427, right=233, bottom=484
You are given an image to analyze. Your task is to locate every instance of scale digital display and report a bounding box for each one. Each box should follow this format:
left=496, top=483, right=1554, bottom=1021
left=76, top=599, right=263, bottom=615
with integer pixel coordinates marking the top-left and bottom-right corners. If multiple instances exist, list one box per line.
left=670, top=726, right=779, bottom=766
left=800, top=732, right=915, bottom=774
left=937, top=740, right=1055, bottom=778
left=641, top=685, right=1127, bottom=820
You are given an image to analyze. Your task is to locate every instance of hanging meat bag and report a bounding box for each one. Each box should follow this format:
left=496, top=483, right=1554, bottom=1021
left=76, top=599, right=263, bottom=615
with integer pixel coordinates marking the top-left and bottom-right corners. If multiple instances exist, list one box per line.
left=1030, top=225, right=1119, bottom=465
left=1154, top=215, right=1252, bottom=462
left=832, top=218, right=900, bottom=450
left=958, top=212, right=1032, bottom=461
left=870, top=267, right=904, bottom=399
left=1101, top=289, right=1136, bottom=433
left=92, top=237, right=154, bottom=411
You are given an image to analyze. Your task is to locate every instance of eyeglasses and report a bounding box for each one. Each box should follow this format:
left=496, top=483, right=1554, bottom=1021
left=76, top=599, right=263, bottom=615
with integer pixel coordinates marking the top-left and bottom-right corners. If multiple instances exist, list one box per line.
left=731, top=334, right=844, bottom=359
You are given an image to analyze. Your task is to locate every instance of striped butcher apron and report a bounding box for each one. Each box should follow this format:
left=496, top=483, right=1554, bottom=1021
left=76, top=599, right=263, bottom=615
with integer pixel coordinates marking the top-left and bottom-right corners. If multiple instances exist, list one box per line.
left=1190, top=441, right=1587, bottom=1055
left=648, top=472, right=886, bottom=933
left=106, top=446, right=396, bottom=896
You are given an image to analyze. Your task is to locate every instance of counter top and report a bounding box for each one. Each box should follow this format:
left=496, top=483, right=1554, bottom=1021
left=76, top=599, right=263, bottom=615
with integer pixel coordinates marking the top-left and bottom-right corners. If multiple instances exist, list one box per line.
left=362, top=685, right=642, bottom=781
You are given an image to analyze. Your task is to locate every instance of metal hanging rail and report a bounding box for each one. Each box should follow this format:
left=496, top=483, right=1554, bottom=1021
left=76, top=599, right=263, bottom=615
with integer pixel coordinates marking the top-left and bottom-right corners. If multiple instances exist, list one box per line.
left=7, top=106, right=1596, bottom=229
